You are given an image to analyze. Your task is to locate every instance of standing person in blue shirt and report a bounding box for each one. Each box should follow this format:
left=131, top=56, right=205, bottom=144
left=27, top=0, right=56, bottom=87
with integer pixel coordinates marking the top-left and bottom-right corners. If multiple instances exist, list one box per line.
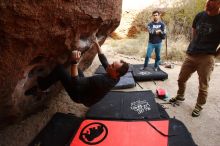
left=169, top=0, right=220, bottom=117
left=143, top=10, right=166, bottom=71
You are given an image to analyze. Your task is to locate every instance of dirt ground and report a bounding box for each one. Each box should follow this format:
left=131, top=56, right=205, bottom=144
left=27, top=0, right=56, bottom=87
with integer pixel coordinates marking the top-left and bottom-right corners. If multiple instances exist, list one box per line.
left=0, top=47, right=220, bottom=146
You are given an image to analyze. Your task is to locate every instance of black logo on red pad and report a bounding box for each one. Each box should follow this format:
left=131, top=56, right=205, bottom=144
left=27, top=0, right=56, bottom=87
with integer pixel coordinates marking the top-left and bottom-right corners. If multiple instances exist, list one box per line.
left=79, top=122, right=108, bottom=145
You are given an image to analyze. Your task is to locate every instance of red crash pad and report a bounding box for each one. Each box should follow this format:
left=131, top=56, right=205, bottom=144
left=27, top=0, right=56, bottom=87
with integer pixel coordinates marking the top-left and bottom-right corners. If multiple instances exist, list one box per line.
left=70, top=120, right=169, bottom=146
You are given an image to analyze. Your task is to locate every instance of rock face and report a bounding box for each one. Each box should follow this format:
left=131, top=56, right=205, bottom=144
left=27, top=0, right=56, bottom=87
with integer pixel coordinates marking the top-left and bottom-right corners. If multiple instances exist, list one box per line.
left=0, top=0, right=122, bottom=127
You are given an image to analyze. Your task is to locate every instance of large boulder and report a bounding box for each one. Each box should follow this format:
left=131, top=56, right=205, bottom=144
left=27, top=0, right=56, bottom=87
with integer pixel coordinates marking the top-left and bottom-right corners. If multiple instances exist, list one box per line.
left=0, top=0, right=122, bottom=127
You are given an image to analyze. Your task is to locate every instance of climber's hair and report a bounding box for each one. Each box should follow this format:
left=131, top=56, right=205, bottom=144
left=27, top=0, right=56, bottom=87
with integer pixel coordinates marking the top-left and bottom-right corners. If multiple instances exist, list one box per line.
left=116, top=60, right=129, bottom=77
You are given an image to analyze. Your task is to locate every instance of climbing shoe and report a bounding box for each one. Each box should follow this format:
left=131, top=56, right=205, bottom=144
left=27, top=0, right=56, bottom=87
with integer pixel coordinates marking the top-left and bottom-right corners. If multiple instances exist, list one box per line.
left=25, top=85, right=38, bottom=96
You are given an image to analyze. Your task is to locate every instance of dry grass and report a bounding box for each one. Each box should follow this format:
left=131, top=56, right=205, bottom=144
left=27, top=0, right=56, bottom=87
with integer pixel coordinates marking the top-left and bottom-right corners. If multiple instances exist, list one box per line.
left=163, top=35, right=188, bottom=61
left=108, top=32, right=188, bottom=61
left=108, top=32, right=147, bottom=58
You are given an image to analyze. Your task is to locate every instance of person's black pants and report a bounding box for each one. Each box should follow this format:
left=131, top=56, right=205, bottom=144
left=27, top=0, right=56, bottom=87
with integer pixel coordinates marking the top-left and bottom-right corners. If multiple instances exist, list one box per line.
left=38, top=64, right=84, bottom=99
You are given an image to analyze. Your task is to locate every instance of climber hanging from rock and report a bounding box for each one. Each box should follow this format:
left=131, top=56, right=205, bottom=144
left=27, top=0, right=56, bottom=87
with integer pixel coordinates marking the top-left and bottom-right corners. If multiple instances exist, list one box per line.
left=25, top=37, right=129, bottom=107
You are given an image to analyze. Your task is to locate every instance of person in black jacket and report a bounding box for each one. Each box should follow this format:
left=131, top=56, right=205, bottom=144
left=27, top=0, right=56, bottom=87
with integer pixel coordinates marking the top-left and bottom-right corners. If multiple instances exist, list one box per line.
left=25, top=38, right=129, bottom=107
left=170, top=0, right=220, bottom=117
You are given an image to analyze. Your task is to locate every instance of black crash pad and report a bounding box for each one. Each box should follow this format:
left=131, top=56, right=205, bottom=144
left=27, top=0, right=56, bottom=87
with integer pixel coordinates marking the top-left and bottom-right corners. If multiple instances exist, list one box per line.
left=86, top=90, right=162, bottom=120
left=29, top=113, right=83, bottom=146
left=132, top=64, right=168, bottom=81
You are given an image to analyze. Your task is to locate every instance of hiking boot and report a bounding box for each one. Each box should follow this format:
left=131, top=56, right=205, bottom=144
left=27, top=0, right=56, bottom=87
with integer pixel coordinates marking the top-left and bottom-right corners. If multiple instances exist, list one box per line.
left=25, top=84, right=50, bottom=96
left=192, top=104, right=203, bottom=117
left=169, top=95, right=185, bottom=102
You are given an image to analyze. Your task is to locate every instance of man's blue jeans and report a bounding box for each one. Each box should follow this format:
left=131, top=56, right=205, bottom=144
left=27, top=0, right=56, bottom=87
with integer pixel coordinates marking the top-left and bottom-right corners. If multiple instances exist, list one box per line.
left=144, top=42, right=162, bottom=68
